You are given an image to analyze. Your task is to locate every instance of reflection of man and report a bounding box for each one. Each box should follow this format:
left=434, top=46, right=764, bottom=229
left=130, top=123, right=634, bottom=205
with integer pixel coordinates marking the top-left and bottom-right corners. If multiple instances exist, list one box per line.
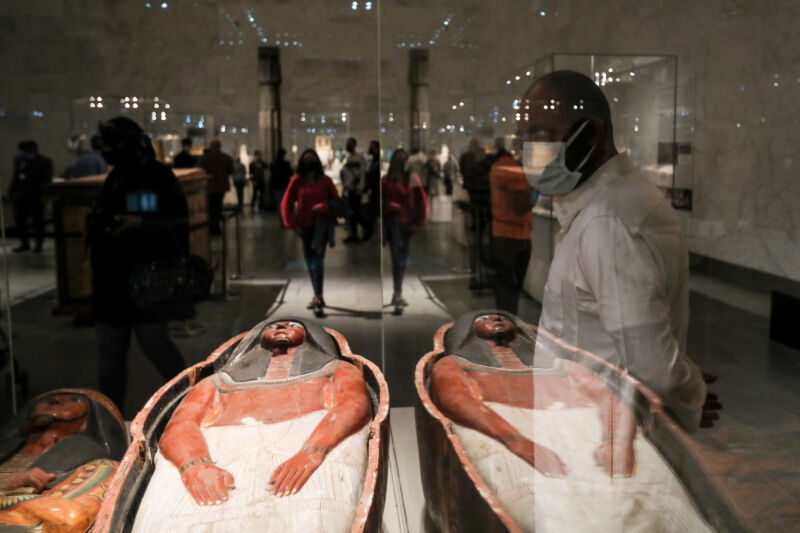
left=429, top=312, right=715, bottom=532
left=133, top=319, right=372, bottom=531
left=521, top=70, right=716, bottom=431
left=430, top=313, right=636, bottom=478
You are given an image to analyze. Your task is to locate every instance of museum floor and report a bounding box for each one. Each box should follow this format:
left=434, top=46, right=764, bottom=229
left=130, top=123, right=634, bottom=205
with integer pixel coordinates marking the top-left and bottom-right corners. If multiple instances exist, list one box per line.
left=4, top=209, right=800, bottom=530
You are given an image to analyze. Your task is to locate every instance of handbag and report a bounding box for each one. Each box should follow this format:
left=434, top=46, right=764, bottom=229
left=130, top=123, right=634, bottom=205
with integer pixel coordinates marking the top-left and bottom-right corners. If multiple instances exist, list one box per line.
left=128, top=232, right=213, bottom=319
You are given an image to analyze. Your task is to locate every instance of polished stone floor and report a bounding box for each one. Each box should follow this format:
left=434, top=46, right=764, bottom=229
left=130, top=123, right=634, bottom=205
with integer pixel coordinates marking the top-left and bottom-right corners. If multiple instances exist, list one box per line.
left=2, top=208, right=800, bottom=530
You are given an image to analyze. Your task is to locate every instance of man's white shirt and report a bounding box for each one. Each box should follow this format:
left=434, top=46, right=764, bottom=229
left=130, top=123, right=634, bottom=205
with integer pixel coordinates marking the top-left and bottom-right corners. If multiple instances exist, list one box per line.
left=538, top=152, right=706, bottom=431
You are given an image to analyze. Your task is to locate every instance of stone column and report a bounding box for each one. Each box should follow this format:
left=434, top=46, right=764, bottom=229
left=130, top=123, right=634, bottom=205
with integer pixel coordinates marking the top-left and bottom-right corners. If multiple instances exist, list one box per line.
left=258, top=46, right=282, bottom=162
left=409, top=49, right=430, bottom=152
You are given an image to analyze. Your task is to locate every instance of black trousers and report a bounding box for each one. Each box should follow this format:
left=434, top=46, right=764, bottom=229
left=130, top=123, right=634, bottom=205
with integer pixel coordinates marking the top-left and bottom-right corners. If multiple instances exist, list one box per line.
left=387, top=226, right=412, bottom=294
left=491, top=237, right=532, bottom=315
left=346, top=190, right=363, bottom=237
left=14, top=198, right=45, bottom=247
left=96, top=320, right=186, bottom=412
left=234, top=183, right=245, bottom=211
left=300, top=229, right=326, bottom=296
left=251, top=184, right=264, bottom=208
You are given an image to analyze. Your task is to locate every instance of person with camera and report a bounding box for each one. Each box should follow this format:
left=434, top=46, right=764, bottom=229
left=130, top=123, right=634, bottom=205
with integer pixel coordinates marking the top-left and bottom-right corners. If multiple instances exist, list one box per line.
left=87, top=116, right=189, bottom=413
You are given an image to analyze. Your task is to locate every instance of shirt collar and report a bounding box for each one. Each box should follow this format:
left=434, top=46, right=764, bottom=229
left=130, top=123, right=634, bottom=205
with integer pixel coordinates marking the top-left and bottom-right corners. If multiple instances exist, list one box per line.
left=553, top=151, right=633, bottom=230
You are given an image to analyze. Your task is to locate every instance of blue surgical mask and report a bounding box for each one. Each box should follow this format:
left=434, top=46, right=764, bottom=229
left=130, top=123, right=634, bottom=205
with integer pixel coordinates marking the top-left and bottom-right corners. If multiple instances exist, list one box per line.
left=522, top=120, right=596, bottom=196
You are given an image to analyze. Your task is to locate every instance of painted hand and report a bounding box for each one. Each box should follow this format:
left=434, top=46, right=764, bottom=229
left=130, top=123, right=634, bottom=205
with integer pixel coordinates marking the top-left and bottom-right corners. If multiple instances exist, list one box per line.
left=503, top=435, right=567, bottom=477
left=180, top=463, right=235, bottom=505
left=593, top=439, right=636, bottom=478
left=269, top=448, right=326, bottom=497
left=1, top=467, right=57, bottom=493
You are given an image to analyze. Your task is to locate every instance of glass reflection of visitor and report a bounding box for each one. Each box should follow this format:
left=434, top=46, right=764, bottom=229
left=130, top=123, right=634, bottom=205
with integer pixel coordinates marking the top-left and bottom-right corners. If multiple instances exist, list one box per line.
left=131, top=319, right=372, bottom=532
left=426, top=311, right=714, bottom=532
left=89, top=117, right=189, bottom=413
left=520, top=71, right=717, bottom=432
left=381, top=149, right=428, bottom=314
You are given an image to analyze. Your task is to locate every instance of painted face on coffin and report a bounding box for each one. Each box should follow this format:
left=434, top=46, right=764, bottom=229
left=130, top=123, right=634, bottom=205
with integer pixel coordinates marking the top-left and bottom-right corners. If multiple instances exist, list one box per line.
left=473, top=314, right=516, bottom=344
left=24, top=394, right=90, bottom=436
left=261, top=321, right=306, bottom=351
left=29, top=394, right=89, bottom=422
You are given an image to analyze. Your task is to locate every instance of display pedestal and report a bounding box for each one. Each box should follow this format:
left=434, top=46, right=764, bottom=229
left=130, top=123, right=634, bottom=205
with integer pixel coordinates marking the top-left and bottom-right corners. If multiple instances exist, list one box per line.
left=48, top=168, right=210, bottom=316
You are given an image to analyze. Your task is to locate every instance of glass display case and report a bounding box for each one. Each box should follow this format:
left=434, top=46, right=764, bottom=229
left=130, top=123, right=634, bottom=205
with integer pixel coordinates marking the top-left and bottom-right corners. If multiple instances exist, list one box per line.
left=1, top=1, right=799, bottom=532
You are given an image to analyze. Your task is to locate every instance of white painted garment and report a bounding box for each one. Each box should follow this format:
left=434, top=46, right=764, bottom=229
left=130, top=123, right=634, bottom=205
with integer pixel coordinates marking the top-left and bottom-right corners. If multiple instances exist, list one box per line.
left=451, top=402, right=714, bottom=533
left=132, top=410, right=369, bottom=533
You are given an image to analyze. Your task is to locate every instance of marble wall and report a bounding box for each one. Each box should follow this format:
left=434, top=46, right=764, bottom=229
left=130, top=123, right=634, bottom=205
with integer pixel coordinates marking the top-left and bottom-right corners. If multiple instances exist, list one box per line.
left=530, top=0, right=800, bottom=281
left=1, top=0, right=798, bottom=281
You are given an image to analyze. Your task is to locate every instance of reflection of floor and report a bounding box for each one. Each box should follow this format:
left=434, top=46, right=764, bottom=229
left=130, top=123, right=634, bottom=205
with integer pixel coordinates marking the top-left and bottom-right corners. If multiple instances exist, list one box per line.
left=0, top=240, right=57, bottom=305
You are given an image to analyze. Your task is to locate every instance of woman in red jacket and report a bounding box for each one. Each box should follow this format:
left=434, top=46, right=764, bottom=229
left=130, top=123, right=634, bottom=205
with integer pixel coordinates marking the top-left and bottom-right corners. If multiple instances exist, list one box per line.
left=382, top=149, right=428, bottom=314
left=281, top=149, right=339, bottom=314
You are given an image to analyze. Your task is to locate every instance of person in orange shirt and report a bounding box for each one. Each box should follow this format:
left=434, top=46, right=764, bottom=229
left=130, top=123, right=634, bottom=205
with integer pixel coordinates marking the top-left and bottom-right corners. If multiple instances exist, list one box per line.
left=489, top=151, right=535, bottom=314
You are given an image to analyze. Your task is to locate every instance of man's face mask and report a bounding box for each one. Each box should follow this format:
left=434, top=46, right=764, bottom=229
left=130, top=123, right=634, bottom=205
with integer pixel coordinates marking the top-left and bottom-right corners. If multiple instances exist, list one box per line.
left=522, top=119, right=596, bottom=196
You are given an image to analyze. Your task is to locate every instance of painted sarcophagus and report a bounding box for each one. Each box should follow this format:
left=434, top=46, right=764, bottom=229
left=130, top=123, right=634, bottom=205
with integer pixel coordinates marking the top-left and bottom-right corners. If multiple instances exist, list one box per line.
left=0, top=388, right=128, bottom=532
left=415, top=310, right=749, bottom=533
left=94, top=317, right=389, bottom=533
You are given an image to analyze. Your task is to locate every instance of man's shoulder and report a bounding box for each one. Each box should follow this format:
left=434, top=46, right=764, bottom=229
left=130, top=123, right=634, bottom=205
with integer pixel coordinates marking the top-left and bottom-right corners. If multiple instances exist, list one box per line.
left=582, top=171, right=672, bottom=229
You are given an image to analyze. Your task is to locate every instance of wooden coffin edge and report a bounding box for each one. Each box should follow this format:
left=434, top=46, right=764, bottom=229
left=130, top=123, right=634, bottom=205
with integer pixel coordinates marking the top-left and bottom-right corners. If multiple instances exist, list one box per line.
left=415, top=322, right=751, bottom=533
left=415, top=323, right=519, bottom=533
left=93, top=326, right=390, bottom=533
left=324, top=328, right=390, bottom=533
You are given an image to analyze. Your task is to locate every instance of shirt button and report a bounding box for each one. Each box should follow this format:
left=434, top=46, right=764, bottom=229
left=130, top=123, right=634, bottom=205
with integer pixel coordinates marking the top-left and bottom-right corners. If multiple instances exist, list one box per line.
left=561, top=209, right=567, bottom=216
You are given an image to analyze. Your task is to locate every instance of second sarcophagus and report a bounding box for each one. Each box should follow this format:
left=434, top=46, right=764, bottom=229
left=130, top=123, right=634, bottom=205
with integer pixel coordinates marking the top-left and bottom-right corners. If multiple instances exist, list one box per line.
left=415, top=310, right=745, bottom=533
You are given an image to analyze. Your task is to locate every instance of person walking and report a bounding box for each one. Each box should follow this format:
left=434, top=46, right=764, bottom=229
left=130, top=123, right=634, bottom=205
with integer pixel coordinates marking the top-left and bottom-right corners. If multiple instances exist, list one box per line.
left=249, top=149, right=269, bottom=210
left=173, top=137, right=197, bottom=169
left=280, top=149, right=339, bottom=315
left=200, top=140, right=232, bottom=235
left=8, top=140, right=52, bottom=253
left=382, top=149, right=428, bottom=314
left=340, top=137, right=365, bottom=243
left=361, top=140, right=381, bottom=241
left=232, top=153, right=247, bottom=211
left=489, top=150, right=534, bottom=315
left=88, top=116, right=188, bottom=412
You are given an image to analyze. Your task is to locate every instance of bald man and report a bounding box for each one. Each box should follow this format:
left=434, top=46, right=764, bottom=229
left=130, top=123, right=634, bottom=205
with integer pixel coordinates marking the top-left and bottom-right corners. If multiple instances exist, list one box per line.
left=519, top=70, right=718, bottom=432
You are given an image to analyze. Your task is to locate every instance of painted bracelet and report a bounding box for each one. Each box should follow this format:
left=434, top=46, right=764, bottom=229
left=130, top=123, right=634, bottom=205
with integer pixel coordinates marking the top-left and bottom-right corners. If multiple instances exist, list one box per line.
left=302, top=444, right=331, bottom=456
left=498, top=433, right=524, bottom=445
left=179, top=457, right=212, bottom=473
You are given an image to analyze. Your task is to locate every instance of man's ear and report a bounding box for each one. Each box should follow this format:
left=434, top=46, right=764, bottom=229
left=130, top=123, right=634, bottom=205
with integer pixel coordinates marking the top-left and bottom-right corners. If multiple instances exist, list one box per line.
left=586, top=117, right=605, bottom=145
